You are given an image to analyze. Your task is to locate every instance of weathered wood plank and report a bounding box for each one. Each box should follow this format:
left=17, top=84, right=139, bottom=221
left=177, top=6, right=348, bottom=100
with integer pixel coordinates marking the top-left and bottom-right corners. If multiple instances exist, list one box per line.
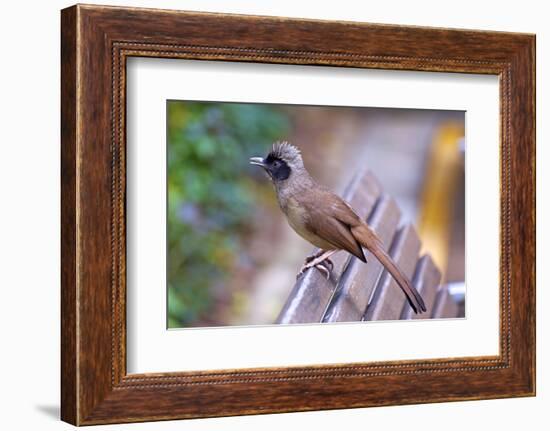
left=400, top=254, right=441, bottom=320
left=431, top=284, right=459, bottom=318
left=276, top=170, right=381, bottom=324
left=363, top=224, right=421, bottom=321
left=322, top=195, right=401, bottom=322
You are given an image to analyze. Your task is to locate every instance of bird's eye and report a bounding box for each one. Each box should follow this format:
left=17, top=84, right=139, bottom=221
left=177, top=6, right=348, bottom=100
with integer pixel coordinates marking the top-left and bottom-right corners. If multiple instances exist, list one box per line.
left=273, top=160, right=280, bottom=167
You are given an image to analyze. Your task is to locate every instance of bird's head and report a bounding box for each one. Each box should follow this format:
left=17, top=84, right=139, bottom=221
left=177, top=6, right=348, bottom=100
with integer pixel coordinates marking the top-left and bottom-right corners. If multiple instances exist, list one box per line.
left=250, top=141, right=304, bottom=182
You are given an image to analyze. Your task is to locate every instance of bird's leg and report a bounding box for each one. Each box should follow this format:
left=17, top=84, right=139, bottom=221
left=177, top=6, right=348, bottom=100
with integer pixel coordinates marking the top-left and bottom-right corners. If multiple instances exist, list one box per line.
left=297, top=250, right=338, bottom=279
left=304, top=249, right=325, bottom=264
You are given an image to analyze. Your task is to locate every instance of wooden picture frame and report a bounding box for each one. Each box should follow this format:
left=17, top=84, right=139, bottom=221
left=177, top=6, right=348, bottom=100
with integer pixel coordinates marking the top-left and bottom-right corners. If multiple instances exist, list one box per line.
left=61, top=4, right=535, bottom=425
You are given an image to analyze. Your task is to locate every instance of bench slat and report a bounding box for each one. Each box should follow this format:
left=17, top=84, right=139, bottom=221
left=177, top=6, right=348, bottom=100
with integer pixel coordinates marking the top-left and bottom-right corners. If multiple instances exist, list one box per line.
left=322, top=195, right=401, bottom=322
left=363, top=224, right=421, bottom=321
left=400, top=254, right=441, bottom=320
left=275, top=170, right=381, bottom=324
left=431, top=285, right=459, bottom=318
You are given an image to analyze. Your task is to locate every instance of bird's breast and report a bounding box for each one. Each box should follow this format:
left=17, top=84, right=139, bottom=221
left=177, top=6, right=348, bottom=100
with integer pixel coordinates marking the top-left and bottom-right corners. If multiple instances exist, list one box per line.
left=283, top=196, right=335, bottom=250
left=284, top=197, right=309, bottom=235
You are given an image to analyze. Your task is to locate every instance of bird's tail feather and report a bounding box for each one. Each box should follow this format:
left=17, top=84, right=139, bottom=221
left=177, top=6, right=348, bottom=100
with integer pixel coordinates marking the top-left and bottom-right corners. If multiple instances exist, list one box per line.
left=351, top=224, right=426, bottom=314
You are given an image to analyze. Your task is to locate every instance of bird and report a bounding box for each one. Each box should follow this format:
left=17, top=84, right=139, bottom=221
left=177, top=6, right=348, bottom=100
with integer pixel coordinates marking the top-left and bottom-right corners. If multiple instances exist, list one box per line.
left=250, top=141, right=426, bottom=314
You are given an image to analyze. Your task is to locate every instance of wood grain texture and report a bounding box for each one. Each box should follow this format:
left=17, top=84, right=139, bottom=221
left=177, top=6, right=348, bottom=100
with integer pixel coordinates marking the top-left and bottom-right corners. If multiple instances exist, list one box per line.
left=60, top=4, right=535, bottom=425
left=60, top=6, right=78, bottom=424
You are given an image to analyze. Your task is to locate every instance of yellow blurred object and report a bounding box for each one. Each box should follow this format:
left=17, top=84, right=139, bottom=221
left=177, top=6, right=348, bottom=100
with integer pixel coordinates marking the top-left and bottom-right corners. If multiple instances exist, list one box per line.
left=417, top=123, right=464, bottom=282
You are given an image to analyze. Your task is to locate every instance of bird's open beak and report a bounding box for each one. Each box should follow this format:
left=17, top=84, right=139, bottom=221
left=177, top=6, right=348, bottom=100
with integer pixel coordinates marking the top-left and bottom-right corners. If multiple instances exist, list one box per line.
left=249, top=157, right=266, bottom=167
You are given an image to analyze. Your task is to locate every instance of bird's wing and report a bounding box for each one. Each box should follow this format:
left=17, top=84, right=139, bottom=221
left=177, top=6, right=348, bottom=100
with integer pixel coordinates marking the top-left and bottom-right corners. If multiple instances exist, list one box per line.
left=303, top=193, right=366, bottom=262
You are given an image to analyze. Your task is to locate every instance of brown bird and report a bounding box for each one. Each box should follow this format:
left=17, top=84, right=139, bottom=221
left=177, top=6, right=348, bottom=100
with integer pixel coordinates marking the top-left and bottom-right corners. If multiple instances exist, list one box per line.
left=250, top=141, right=426, bottom=314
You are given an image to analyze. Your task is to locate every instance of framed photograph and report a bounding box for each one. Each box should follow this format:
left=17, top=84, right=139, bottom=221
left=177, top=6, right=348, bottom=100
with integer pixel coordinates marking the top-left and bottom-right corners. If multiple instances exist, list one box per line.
left=61, top=4, right=535, bottom=425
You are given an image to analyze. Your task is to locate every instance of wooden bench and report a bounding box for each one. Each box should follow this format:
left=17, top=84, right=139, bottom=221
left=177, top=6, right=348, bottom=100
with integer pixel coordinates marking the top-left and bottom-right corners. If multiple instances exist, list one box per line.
left=276, top=170, right=460, bottom=324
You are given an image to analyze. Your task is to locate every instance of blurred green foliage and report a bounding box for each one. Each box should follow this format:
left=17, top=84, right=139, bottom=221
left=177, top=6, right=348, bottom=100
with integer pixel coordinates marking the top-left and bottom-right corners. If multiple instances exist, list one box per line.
left=167, top=101, right=290, bottom=328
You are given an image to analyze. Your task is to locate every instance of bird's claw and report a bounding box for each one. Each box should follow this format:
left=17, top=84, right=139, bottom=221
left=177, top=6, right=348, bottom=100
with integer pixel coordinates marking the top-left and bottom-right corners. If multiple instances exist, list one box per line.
left=314, top=263, right=331, bottom=280
left=296, top=258, right=333, bottom=280
left=323, top=258, right=334, bottom=273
